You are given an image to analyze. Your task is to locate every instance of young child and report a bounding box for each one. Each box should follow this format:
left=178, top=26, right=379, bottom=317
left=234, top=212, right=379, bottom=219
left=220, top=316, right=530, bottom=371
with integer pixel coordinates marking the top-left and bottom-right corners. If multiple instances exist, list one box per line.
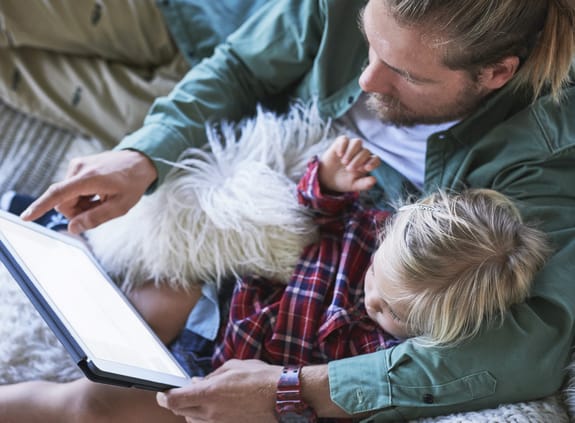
left=213, top=135, right=551, bottom=367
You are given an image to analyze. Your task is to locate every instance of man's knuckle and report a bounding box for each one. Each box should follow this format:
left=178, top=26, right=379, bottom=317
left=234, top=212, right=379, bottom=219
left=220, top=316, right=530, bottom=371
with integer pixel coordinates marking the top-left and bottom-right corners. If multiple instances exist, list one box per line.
left=45, top=182, right=64, bottom=197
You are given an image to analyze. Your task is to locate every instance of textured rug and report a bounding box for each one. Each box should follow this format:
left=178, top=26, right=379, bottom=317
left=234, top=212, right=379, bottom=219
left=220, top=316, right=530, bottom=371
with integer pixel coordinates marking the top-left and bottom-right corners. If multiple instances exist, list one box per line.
left=0, top=100, right=572, bottom=422
left=0, top=101, right=104, bottom=197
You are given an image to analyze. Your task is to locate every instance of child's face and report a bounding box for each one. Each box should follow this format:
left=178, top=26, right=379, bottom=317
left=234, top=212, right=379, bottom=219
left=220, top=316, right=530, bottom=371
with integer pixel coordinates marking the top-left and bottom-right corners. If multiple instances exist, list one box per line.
left=364, top=247, right=410, bottom=340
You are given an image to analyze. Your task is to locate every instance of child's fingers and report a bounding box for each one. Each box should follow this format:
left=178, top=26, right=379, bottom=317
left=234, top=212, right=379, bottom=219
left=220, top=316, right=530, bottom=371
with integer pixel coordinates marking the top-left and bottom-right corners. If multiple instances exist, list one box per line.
left=346, top=149, right=378, bottom=171
left=341, top=138, right=364, bottom=164
left=322, top=135, right=349, bottom=164
left=334, top=135, right=350, bottom=158
left=363, top=154, right=381, bottom=171
left=352, top=175, right=378, bottom=192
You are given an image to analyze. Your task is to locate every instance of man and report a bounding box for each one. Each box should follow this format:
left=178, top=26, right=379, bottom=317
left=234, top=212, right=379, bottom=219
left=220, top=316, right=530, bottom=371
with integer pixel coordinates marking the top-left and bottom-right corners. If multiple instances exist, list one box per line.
left=8, top=0, right=575, bottom=422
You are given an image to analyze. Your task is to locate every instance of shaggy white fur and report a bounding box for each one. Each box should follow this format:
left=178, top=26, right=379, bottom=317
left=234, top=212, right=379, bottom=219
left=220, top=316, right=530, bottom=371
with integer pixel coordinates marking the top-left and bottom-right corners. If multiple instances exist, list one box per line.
left=86, top=103, right=333, bottom=291
left=0, top=265, right=81, bottom=383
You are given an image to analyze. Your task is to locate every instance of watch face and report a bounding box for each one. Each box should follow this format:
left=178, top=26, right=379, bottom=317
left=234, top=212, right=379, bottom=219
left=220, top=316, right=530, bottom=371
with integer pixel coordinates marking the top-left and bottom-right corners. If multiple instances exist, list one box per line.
left=277, top=411, right=315, bottom=423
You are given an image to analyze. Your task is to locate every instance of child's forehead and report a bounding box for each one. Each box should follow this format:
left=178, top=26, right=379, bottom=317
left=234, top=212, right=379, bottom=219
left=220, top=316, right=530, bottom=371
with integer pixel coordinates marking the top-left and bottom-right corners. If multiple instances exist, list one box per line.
left=374, top=230, right=396, bottom=267
left=371, top=247, right=395, bottom=297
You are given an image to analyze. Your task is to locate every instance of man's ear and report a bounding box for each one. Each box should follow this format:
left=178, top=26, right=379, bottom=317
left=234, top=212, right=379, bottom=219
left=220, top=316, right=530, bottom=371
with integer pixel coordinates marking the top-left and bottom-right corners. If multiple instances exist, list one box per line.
left=478, top=56, right=521, bottom=90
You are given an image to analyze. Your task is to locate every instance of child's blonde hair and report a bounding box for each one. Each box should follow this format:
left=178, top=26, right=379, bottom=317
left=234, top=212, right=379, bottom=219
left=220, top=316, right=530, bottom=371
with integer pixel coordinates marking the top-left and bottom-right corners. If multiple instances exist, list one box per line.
left=377, top=189, right=551, bottom=347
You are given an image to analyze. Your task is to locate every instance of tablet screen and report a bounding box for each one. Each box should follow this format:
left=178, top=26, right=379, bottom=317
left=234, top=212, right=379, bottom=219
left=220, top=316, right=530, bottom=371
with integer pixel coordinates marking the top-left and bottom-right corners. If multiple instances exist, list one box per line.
left=0, top=214, right=188, bottom=380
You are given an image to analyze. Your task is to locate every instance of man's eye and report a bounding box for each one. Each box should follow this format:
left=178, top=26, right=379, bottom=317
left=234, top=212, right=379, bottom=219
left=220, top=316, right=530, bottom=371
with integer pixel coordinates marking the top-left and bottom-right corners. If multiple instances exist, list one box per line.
left=404, top=74, right=419, bottom=84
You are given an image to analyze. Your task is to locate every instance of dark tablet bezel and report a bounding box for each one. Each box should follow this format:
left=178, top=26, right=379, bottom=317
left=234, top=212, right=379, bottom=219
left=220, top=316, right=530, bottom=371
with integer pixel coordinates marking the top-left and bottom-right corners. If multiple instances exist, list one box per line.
left=0, top=211, right=190, bottom=391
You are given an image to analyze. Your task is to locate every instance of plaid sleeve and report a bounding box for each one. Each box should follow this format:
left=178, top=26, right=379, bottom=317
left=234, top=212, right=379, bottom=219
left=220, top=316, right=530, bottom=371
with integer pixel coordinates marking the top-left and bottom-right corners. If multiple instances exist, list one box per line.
left=297, top=157, right=360, bottom=232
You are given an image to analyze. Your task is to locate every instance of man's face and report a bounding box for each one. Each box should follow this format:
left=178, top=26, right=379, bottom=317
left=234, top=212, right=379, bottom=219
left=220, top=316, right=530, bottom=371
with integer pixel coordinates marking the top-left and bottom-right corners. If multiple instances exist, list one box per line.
left=359, top=1, right=490, bottom=126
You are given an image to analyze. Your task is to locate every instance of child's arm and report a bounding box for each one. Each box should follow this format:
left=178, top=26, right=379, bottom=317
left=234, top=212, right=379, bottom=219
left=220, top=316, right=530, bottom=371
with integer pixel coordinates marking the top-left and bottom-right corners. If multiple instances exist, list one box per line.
left=296, top=136, right=381, bottom=226
left=318, top=136, right=380, bottom=194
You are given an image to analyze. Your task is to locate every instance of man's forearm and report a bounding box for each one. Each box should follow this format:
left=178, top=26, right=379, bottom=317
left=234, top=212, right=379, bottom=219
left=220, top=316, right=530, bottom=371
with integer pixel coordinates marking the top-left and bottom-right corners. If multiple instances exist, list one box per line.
left=301, top=365, right=352, bottom=419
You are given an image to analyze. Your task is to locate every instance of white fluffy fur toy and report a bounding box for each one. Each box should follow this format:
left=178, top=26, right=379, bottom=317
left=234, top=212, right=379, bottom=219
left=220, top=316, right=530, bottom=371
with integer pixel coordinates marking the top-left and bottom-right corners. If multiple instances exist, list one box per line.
left=86, top=103, right=334, bottom=292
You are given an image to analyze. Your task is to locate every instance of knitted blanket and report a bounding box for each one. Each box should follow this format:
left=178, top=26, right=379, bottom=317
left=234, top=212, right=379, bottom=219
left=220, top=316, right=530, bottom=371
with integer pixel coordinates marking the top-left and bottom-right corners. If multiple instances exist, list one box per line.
left=0, top=100, right=572, bottom=422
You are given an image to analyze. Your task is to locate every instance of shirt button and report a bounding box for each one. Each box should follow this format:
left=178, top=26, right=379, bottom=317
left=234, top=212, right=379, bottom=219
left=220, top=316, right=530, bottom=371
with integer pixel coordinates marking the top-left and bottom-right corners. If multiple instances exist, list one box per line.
left=423, top=393, right=435, bottom=404
left=347, top=96, right=355, bottom=104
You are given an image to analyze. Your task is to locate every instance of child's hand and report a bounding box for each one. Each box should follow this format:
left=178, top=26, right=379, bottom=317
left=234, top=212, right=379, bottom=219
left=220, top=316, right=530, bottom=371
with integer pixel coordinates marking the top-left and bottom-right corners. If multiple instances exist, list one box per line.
left=318, top=136, right=381, bottom=193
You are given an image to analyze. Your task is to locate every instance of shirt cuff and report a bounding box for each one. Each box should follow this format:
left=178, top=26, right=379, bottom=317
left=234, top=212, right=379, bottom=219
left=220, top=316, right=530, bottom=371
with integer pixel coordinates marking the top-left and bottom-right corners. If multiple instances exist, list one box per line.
left=115, top=121, right=190, bottom=189
left=328, top=350, right=392, bottom=414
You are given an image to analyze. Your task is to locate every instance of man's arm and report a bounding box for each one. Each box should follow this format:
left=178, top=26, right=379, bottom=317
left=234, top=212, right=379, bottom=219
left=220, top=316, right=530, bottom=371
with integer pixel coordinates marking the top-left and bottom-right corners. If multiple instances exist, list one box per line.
left=157, top=360, right=351, bottom=421
left=23, top=0, right=328, bottom=231
left=116, top=0, right=327, bottom=187
left=300, top=364, right=350, bottom=418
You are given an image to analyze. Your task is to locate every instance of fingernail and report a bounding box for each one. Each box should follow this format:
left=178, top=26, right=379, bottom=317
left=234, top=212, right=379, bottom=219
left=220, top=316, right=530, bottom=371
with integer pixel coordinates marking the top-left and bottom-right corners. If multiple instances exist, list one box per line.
left=20, top=209, right=31, bottom=219
left=156, top=392, right=167, bottom=407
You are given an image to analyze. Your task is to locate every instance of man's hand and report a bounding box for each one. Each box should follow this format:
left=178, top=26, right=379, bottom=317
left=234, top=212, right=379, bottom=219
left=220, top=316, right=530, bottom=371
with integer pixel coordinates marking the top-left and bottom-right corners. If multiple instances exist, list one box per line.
left=157, top=360, right=347, bottom=423
left=21, top=150, right=157, bottom=233
left=319, top=135, right=380, bottom=193
left=157, top=359, right=282, bottom=423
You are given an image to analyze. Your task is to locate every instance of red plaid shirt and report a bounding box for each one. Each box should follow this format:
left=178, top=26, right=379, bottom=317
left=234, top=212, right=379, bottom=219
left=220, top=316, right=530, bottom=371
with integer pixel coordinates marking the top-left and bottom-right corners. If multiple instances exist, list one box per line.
left=213, top=158, right=399, bottom=368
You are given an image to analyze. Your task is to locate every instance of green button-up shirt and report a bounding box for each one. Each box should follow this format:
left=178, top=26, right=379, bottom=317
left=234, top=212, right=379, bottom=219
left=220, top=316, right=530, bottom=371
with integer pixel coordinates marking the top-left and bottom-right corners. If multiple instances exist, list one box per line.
left=118, top=0, right=575, bottom=420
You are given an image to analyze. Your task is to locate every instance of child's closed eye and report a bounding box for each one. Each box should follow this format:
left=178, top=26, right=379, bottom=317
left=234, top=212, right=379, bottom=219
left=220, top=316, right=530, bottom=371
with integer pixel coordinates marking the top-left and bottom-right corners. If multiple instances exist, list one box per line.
left=389, top=307, right=403, bottom=323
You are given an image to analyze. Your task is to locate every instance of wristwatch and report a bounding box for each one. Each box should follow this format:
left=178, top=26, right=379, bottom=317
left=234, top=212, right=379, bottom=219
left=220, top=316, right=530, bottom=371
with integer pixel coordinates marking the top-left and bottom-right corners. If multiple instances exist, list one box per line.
left=275, top=366, right=318, bottom=422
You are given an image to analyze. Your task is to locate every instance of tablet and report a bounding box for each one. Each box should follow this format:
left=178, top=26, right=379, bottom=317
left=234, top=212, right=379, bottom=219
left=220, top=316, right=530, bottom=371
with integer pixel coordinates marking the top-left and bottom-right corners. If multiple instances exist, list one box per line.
left=0, top=210, right=190, bottom=391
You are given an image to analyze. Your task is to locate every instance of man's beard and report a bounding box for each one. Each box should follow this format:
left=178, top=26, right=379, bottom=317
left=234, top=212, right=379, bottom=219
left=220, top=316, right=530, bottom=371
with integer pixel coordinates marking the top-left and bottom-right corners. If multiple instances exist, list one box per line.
left=365, top=86, right=487, bottom=127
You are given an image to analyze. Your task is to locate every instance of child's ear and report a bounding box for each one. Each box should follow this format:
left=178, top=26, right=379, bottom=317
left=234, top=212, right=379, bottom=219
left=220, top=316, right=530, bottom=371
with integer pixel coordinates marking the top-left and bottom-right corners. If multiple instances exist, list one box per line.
left=477, top=56, right=521, bottom=90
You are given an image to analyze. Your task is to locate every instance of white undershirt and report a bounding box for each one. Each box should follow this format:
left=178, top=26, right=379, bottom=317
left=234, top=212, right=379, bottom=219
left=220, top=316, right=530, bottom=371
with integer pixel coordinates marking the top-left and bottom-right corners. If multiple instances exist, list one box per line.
left=335, top=93, right=457, bottom=190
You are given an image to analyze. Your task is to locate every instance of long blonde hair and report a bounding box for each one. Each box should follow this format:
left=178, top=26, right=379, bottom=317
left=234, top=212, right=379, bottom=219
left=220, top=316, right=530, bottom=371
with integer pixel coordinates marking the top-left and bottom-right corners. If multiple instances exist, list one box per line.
left=385, top=0, right=575, bottom=101
left=377, top=189, right=551, bottom=347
